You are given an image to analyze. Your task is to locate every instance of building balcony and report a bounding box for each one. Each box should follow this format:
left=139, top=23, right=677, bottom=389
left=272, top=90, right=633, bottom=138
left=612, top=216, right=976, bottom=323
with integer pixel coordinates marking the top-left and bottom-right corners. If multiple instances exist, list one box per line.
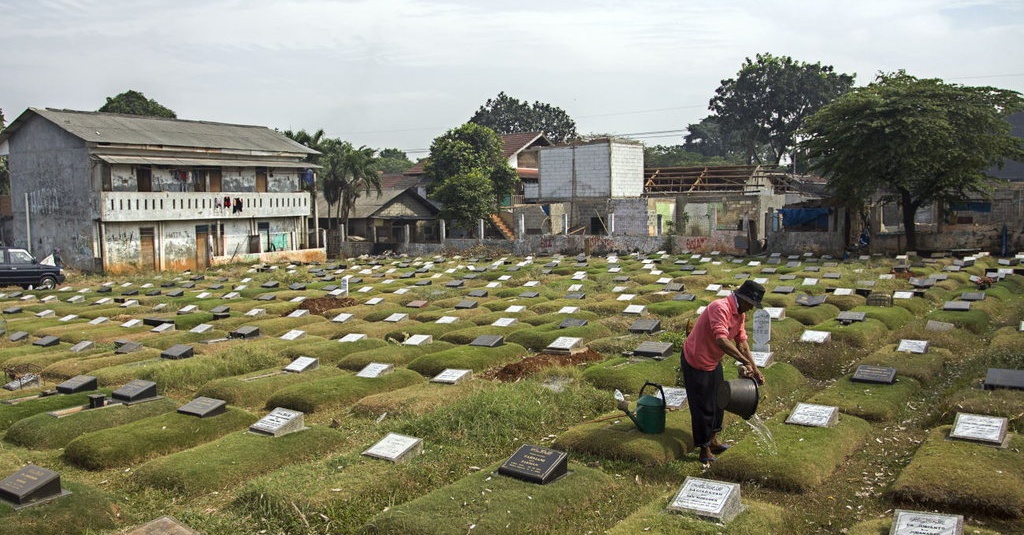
left=99, top=191, right=310, bottom=223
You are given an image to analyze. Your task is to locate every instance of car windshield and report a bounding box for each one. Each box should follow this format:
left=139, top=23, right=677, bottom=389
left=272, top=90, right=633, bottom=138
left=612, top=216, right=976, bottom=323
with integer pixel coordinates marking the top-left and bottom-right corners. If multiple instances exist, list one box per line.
left=9, top=249, right=34, bottom=264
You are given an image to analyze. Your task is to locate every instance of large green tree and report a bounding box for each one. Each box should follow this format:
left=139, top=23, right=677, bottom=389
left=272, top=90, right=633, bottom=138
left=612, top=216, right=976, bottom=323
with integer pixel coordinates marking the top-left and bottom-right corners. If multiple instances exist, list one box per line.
left=373, top=148, right=414, bottom=174
left=425, top=123, right=517, bottom=227
left=709, top=53, right=854, bottom=165
left=470, top=92, right=578, bottom=143
left=99, top=90, right=177, bottom=118
left=801, top=72, right=1024, bottom=250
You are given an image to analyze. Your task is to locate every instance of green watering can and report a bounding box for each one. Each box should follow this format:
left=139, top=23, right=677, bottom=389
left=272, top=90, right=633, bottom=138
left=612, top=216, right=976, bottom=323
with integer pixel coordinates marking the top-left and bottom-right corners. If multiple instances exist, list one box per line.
left=615, top=382, right=667, bottom=434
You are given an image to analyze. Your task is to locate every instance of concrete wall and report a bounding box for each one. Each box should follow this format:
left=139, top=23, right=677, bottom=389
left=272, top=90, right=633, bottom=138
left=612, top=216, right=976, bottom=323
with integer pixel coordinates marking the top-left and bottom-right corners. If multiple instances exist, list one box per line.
left=8, top=115, right=98, bottom=269
left=110, top=164, right=299, bottom=193
left=538, top=139, right=644, bottom=201
left=610, top=142, right=643, bottom=197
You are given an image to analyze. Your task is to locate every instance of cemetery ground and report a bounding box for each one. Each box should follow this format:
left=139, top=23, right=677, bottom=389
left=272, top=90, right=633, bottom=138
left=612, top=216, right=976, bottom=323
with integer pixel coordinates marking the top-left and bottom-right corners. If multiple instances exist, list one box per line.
left=0, top=250, right=1021, bottom=534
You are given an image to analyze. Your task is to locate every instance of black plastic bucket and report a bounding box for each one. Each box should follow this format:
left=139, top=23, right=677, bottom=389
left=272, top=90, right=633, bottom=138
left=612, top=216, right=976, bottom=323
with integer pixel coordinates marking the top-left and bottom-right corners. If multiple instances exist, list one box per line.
left=717, top=377, right=760, bottom=420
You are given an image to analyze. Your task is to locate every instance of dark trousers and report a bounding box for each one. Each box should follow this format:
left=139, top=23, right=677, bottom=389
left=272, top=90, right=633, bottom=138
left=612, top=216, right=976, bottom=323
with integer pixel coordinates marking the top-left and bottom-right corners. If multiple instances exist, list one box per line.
left=682, top=355, right=724, bottom=448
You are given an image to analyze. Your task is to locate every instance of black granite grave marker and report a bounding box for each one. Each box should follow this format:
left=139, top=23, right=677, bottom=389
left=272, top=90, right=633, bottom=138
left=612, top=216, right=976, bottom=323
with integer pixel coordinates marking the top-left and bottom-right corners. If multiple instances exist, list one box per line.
left=850, top=365, right=897, bottom=385
left=633, top=341, right=674, bottom=359
left=454, top=300, right=478, bottom=310
left=288, top=283, right=306, bottom=291
left=558, top=318, right=588, bottom=329
left=161, top=344, right=194, bottom=360
left=56, top=375, right=98, bottom=394
left=564, top=292, right=585, bottom=300
left=960, top=292, right=986, bottom=301
left=983, top=368, right=1024, bottom=391
left=674, top=293, right=696, bottom=302
left=497, top=444, right=568, bottom=485
left=256, top=294, right=277, bottom=301
left=445, top=280, right=464, bottom=288
left=0, top=464, right=66, bottom=508
left=518, top=291, right=540, bottom=298
left=415, top=280, right=432, bottom=286
left=111, top=380, right=158, bottom=403
left=210, top=305, right=230, bottom=314
left=9, top=331, right=29, bottom=342
left=795, top=294, right=827, bottom=307
left=836, top=311, right=866, bottom=325
left=143, top=317, right=175, bottom=327
left=177, top=396, right=227, bottom=418
left=470, top=335, right=504, bottom=347
left=33, top=336, right=60, bottom=347
left=3, top=306, right=22, bottom=314
left=114, top=341, right=143, bottom=354
left=628, top=318, right=662, bottom=334
left=145, top=289, right=161, bottom=297
left=230, top=326, right=261, bottom=339
left=122, top=289, right=139, bottom=296
left=467, top=289, right=488, bottom=298
left=167, top=289, right=185, bottom=298
left=260, top=280, right=280, bottom=289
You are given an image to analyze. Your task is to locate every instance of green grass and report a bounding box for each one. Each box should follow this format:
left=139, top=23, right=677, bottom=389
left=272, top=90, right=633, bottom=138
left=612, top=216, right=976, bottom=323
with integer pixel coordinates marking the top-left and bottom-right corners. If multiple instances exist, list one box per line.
left=712, top=411, right=871, bottom=492
left=62, top=407, right=258, bottom=470
left=606, top=492, right=790, bottom=534
left=581, top=357, right=679, bottom=394
left=892, top=426, right=1024, bottom=517
left=0, top=389, right=113, bottom=431
left=131, top=426, right=345, bottom=493
left=197, top=367, right=348, bottom=407
left=812, top=318, right=891, bottom=348
left=336, top=341, right=456, bottom=370
left=0, top=481, right=118, bottom=535
left=41, top=348, right=164, bottom=380
left=925, top=308, right=992, bottom=334
left=361, top=462, right=620, bottom=534
left=436, top=323, right=533, bottom=345
left=808, top=376, right=921, bottom=421
left=4, top=397, right=177, bottom=449
left=352, top=379, right=497, bottom=417
left=786, top=303, right=840, bottom=326
left=264, top=368, right=425, bottom=413
left=553, top=408, right=694, bottom=465
left=406, top=343, right=530, bottom=376
left=856, top=346, right=951, bottom=385
left=937, top=387, right=1024, bottom=433
left=505, top=322, right=613, bottom=351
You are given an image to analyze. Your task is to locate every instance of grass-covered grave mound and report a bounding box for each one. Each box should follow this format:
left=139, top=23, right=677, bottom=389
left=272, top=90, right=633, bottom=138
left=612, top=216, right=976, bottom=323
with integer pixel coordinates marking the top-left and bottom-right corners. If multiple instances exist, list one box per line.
left=712, top=410, right=871, bottom=492
left=891, top=425, right=1024, bottom=517
left=605, top=490, right=790, bottom=534
left=336, top=341, right=456, bottom=370
left=808, top=375, right=922, bottom=421
left=4, top=397, right=177, bottom=449
left=0, top=480, right=118, bottom=535
left=553, top=408, right=694, bottom=465
left=360, top=461, right=621, bottom=534
left=62, top=407, right=257, bottom=470
left=0, top=389, right=113, bottom=431
left=131, top=426, right=345, bottom=493
left=406, top=343, right=529, bottom=376
left=197, top=366, right=348, bottom=407
left=264, top=367, right=424, bottom=413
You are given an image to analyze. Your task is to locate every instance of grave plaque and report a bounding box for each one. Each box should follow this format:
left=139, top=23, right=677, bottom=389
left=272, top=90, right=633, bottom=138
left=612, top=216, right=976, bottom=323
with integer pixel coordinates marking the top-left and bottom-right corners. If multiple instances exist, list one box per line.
left=8, top=330, right=28, bottom=342
left=383, top=313, right=408, bottom=323
left=189, top=323, right=214, bottom=334
left=404, top=334, right=433, bottom=346
left=890, top=509, right=963, bottom=535
left=558, top=318, right=588, bottom=329
left=795, top=294, right=827, bottom=307
left=505, top=305, right=526, bottom=313
left=518, top=291, right=540, bottom=298
left=926, top=320, right=955, bottom=332
left=152, top=323, right=175, bottom=334
left=177, top=396, right=227, bottom=418
left=470, top=335, right=504, bottom=347
left=545, top=336, right=582, bottom=354
left=633, top=341, right=674, bottom=360
left=405, top=300, right=428, bottom=308
left=836, top=311, right=867, bottom=324
left=851, top=365, right=897, bottom=385
left=3, top=306, right=23, bottom=314
left=623, top=304, right=646, bottom=315
left=338, top=333, right=367, bottom=343
left=286, top=309, right=309, bottom=318
left=284, top=356, right=319, bottom=373
left=249, top=408, right=306, bottom=437
left=764, top=307, right=785, bottom=320
left=35, top=309, right=55, bottom=318
left=56, top=375, right=98, bottom=394
left=664, top=282, right=685, bottom=292
left=675, top=293, right=697, bottom=302
left=362, top=433, right=424, bottom=463
left=0, top=464, right=68, bottom=508
left=356, top=362, right=394, bottom=378
left=69, top=340, right=94, bottom=353
left=832, top=288, right=854, bottom=296
left=943, top=301, right=971, bottom=311
left=33, top=335, right=60, bottom=347
left=666, top=477, right=744, bottom=523
left=256, top=294, right=277, bottom=301
left=653, top=386, right=688, bottom=409
left=982, top=368, right=1024, bottom=391
left=111, top=380, right=158, bottom=403
left=786, top=402, right=839, bottom=427
left=115, top=341, right=143, bottom=354
left=960, top=292, right=985, bottom=301
left=161, top=344, right=194, bottom=360
left=750, top=351, right=774, bottom=368
left=949, top=412, right=1008, bottom=445
left=897, top=339, right=929, bottom=354
left=121, top=318, right=142, bottom=328
left=772, top=286, right=795, bottom=294
left=628, top=318, right=661, bottom=334
left=280, top=329, right=306, bottom=340
left=892, top=291, right=915, bottom=300
left=431, top=368, right=472, bottom=384
left=497, top=444, right=568, bottom=485
left=331, top=313, right=353, bottom=323
left=799, top=330, right=831, bottom=344
left=436, top=316, right=458, bottom=324
left=492, top=317, right=516, bottom=327
left=558, top=306, right=580, bottom=314
left=230, top=325, right=261, bottom=339
left=454, top=299, right=478, bottom=310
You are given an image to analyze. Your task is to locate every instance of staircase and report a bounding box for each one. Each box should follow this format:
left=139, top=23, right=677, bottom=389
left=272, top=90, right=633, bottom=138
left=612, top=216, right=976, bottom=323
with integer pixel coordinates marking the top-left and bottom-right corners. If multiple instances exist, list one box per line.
left=489, top=213, right=515, bottom=240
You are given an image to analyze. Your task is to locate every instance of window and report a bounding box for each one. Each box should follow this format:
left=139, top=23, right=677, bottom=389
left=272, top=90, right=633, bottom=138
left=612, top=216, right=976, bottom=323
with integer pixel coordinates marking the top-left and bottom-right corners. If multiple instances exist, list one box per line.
left=9, top=249, right=34, bottom=264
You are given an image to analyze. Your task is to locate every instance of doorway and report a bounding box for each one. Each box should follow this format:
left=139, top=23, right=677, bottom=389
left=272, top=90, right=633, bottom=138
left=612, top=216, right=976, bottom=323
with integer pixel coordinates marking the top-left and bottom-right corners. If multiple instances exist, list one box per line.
left=195, top=225, right=210, bottom=269
left=139, top=227, right=156, bottom=270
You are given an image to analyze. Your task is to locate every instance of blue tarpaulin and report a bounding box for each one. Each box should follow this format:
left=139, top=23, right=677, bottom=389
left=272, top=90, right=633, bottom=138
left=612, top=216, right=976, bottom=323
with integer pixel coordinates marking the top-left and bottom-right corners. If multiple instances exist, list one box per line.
left=779, top=208, right=830, bottom=230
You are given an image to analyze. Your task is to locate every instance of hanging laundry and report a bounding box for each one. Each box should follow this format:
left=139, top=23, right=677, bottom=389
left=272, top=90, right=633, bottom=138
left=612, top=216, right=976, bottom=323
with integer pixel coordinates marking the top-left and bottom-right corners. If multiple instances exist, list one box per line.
left=233, top=198, right=243, bottom=213
left=215, top=198, right=222, bottom=209
left=224, top=196, right=232, bottom=208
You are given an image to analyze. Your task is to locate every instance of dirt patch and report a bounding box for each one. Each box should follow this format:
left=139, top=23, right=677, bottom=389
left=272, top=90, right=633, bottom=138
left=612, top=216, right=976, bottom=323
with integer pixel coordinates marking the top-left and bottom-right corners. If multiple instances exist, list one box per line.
left=483, top=348, right=606, bottom=382
left=298, top=296, right=359, bottom=317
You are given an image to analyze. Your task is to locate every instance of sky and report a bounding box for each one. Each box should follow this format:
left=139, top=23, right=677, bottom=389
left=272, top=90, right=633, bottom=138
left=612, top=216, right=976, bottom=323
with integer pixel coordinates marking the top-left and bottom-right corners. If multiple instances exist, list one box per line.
left=2, top=0, right=1023, bottom=157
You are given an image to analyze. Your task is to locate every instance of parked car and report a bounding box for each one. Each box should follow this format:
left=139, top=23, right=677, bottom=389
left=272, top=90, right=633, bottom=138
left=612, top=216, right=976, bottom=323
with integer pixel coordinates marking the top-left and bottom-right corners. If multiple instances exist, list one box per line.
left=0, top=247, right=66, bottom=289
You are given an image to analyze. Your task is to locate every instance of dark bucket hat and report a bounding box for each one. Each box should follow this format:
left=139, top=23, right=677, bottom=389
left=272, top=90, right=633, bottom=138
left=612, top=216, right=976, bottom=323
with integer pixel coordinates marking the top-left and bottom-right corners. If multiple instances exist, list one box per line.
left=734, top=280, right=765, bottom=309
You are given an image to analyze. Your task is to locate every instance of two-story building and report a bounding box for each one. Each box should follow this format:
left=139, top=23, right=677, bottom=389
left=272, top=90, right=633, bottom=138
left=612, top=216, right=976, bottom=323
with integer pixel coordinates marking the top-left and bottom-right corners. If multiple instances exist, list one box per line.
left=0, top=108, right=320, bottom=273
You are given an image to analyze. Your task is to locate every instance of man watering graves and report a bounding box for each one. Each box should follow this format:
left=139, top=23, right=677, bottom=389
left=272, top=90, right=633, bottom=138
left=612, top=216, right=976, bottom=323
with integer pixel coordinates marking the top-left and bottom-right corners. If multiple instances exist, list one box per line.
left=681, top=280, right=766, bottom=463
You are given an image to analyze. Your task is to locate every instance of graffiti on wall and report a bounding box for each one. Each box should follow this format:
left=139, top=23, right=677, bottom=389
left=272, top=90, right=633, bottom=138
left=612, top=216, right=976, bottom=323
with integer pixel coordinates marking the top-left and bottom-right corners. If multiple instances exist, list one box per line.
left=27, top=188, right=61, bottom=215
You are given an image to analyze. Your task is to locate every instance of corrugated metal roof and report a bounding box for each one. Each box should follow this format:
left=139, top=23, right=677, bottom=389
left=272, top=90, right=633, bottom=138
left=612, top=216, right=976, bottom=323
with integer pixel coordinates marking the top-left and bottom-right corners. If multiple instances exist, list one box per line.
left=15, top=108, right=318, bottom=155
left=96, top=155, right=318, bottom=169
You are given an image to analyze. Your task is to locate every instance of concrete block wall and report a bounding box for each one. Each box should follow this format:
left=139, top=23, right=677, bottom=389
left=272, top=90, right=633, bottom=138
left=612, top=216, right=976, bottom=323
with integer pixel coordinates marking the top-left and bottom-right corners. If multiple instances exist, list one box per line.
left=608, top=198, right=649, bottom=236
left=610, top=142, right=643, bottom=197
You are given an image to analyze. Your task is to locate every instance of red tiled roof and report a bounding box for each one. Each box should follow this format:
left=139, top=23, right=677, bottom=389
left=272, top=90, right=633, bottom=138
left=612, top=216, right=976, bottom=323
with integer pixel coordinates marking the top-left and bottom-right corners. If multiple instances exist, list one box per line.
left=380, top=174, right=419, bottom=189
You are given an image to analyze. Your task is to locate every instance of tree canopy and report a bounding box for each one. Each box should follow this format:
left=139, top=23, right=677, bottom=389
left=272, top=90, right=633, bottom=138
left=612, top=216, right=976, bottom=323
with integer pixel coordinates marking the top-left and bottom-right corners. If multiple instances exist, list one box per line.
left=801, top=72, right=1024, bottom=250
left=372, top=148, right=414, bottom=174
left=99, top=90, right=177, bottom=118
left=470, top=92, right=578, bottom=144
left=707, top=53, right=854, bottom=165
left=425, top=123, right=517, bottom=227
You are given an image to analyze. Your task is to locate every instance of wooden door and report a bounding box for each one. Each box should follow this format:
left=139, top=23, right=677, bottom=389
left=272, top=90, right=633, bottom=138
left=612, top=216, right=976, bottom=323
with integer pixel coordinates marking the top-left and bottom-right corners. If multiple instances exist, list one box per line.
left=137, top=168, right=152, bottom=192
left=209, top=170, right=222, bottom=192
left=195, top=225, right=210, bottom=269
left=139, top=227, right=156, bottom=270
left=256, top=170, right=267, bottom=192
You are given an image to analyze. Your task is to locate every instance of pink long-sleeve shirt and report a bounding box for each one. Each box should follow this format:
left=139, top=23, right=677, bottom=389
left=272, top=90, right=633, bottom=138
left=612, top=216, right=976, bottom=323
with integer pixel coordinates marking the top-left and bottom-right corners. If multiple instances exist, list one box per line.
left=683, top=294, right=747, bottom=371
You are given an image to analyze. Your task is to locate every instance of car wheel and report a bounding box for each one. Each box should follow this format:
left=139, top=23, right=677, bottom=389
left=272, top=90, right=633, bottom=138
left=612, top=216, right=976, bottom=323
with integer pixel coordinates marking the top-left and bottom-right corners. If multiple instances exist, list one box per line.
left=37, top=276, right=57, bottom=290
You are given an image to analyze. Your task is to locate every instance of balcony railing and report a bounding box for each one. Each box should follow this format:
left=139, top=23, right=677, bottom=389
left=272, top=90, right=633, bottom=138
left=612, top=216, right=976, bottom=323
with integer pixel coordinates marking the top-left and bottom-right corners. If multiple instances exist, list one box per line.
left=100, top=191, right=310, bottom=222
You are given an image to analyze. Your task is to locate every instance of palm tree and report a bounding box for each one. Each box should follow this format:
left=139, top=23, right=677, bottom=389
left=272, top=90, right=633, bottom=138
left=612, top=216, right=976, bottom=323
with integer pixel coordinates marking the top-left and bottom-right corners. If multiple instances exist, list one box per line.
left=339, top=145, right=382, bottom=233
